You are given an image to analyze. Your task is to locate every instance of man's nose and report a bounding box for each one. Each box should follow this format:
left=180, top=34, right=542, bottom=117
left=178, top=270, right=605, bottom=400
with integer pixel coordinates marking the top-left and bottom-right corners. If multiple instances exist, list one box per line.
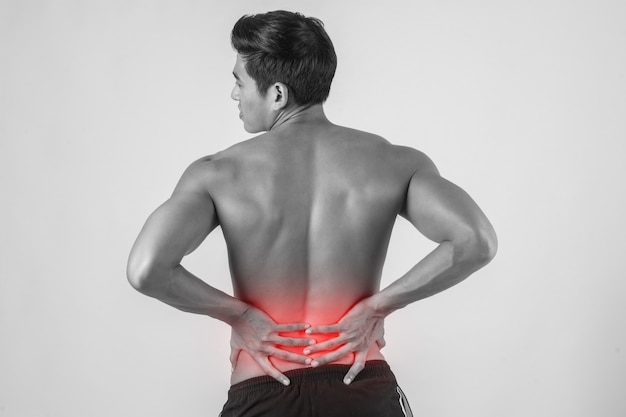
left=231, top=86, right=239, bottom=101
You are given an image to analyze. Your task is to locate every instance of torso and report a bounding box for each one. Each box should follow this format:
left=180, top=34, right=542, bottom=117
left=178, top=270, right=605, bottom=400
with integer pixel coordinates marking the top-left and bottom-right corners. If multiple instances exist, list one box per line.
left=199, top=122, right=428, bottom=384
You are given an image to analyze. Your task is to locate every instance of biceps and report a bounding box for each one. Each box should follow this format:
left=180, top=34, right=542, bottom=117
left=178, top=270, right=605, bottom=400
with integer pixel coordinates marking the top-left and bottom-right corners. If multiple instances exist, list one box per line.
left=131, top=193, right=218, bottom=268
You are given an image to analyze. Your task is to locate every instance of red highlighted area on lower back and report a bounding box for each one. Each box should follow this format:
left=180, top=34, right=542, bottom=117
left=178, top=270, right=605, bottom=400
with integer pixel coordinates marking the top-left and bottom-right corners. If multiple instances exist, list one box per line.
left=231, top=279, right=383, bottom=382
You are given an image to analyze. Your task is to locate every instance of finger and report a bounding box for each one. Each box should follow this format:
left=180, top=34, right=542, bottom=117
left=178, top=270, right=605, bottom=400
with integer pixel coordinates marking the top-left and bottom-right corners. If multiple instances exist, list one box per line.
left=266, top=334, right=316, bottom=347
left=256, top=355, right=291, bottom=386
left=229, top=348, right=241, bottom=372
left=343, top=350, right=367, bottom=385
left=268, top=347, right=312, bottom=365
left=305, top=324, right=342, bottom=335
left=274, top=322, right=311, bottom=332
left=310, top=345, right=353, bottom=367
left=303, top=335, right=349, bottom=355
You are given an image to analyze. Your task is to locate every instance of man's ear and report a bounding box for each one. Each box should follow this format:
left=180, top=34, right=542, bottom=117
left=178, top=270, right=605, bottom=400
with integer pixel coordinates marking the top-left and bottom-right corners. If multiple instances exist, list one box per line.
left=270, top=82, right=289, bottom=110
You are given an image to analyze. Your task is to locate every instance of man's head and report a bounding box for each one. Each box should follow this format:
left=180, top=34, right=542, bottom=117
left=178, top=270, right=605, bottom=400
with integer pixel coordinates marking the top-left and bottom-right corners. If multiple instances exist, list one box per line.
left=231, top=10, right=337, bottom=107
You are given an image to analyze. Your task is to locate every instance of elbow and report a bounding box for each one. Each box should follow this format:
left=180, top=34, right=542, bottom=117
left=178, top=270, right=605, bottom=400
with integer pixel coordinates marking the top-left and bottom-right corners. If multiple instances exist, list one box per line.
left=126, top=253, right=162, bottom=294
left=475, top=228, right=498, bottom=266
left=456, top=224, right=498, bottom=268
left=126, top=254, right=150, bottom=293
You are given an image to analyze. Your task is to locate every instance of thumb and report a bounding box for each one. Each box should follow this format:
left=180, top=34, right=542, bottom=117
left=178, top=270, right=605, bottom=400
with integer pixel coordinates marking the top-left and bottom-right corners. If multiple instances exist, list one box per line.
left=376, top=336, right=386, bottom=349
left=343, top=350, right=367, bottom=385
left=230, top=348, right=241, bottom=372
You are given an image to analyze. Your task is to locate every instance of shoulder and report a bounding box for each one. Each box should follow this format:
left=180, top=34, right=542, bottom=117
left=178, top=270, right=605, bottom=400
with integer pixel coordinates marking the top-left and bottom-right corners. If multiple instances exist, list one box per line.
left=391, top=145, right=439, bottom=176
left=337, top=125, right=439, bottom=175
left=172, top=156, right=215, bottom=194
left=175, top=134, right=269, bottom=193
left=174, top=150, right=237, bottom=194
left=211, top=133, right=276, bottom=166
left=331, top=125, right=389, bottom=145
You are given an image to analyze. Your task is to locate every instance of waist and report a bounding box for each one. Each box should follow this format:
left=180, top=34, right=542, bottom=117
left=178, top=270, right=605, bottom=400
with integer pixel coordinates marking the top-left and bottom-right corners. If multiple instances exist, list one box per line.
left=231, top=343, right=385, bottom=385
left=229, top=360, right=394, bottom=392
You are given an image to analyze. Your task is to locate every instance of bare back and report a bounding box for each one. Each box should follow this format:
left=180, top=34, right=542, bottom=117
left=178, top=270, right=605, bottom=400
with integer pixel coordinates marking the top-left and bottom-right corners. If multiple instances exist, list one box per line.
left=201, top=123, right=428, bottom=382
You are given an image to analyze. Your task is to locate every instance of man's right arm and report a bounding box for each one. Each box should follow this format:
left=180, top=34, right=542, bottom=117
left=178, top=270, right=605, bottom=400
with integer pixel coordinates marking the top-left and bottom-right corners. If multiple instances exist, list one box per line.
left=372, top=157, right=498, bottom=312
left=305, top=154, right=498, bottom=383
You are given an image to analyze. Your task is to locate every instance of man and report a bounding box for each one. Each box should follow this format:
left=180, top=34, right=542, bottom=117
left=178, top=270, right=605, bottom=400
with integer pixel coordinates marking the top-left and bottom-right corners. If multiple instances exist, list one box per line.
left=127, top=10, right=497, bottom=417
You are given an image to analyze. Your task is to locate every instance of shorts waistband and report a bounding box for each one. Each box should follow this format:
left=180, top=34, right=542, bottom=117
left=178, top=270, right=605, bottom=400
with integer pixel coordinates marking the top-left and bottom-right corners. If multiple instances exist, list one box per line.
left=228, top=360, right=393, bottom=396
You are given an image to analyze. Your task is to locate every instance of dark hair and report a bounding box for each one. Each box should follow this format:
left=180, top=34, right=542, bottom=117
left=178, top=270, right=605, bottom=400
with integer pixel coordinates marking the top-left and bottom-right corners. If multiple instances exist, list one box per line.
left=231, top=10, right=337, bottom=105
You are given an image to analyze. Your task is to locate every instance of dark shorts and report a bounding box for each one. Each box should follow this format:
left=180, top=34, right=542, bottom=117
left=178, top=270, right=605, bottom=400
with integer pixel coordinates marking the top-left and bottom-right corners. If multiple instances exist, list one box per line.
left=219, top=360, right=413, bottom=417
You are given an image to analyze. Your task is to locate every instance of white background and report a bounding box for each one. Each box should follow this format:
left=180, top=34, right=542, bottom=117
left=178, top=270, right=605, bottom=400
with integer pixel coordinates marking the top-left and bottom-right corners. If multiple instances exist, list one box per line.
left=1, top=1, right=625, bottom=416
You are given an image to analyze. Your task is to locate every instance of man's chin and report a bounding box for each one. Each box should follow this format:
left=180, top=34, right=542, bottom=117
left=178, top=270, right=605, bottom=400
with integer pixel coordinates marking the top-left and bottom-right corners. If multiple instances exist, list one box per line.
left=243, top=124, right=266, bottom=134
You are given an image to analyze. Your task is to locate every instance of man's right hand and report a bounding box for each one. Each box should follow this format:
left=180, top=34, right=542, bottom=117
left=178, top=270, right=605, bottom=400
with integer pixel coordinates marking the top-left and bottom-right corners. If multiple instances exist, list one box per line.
left=229, top=305, right=314, bottom=386
left=303, top=296, right=386, bottom=384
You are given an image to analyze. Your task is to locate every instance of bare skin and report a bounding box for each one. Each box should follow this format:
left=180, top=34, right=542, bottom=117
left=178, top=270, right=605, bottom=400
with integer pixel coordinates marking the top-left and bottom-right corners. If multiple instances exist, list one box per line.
left=127, top=54, right=497, bottom=387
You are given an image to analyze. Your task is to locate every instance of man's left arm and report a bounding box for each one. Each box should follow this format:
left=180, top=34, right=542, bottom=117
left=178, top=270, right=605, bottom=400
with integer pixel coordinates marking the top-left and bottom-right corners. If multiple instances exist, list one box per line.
left=127, top=160, right=312, bottom=385
left=126, top=161, right=248, bottom=319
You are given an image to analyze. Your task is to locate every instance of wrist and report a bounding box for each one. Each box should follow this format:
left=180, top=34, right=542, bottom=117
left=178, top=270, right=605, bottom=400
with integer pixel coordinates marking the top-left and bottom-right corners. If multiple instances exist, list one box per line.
left=218, top=297, right=250, bottom=326
left=365, top=292, right=396, bottom=317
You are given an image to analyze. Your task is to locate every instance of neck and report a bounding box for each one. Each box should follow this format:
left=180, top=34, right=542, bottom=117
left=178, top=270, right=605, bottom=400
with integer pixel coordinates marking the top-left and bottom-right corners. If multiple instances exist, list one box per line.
left=269, top=104, right=329, bottom=131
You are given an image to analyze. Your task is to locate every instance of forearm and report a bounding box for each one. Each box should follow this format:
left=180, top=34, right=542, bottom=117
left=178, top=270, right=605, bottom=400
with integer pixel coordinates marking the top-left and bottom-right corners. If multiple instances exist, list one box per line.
left=128, top=262, right=248, bottom=326
left=370, top=237, right=495, bottom=315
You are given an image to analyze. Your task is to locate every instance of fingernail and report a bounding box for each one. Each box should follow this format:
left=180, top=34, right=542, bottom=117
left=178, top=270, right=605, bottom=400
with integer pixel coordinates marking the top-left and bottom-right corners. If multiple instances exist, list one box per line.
left=308, top=339, right=315, bottom=345
left=344, top=377, right=352, bottom=385
left=305, top=358, right=312, bottom=365
left=281, top=378, right=290, bottom=386
left=305, top=329, right=312, bottom=334
left=311, top=361, right=319, bottom=367
left=304, top=349, right=311, bottom=355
